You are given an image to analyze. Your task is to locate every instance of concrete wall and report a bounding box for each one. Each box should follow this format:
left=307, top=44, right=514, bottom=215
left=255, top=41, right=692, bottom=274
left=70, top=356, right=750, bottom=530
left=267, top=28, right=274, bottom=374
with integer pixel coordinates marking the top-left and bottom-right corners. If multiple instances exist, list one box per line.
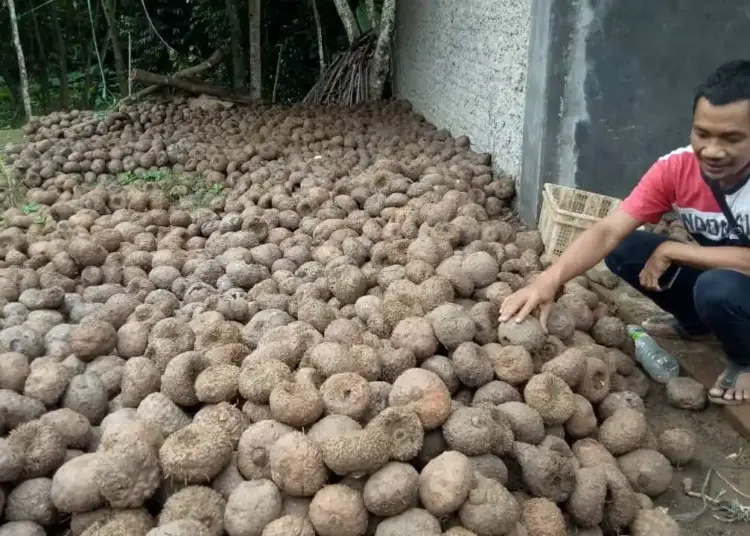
left=394, top=0, right=750, bottom=227
left=393, top=0, right=531, bottom=180
left=520, top=0, right=750, bottom=225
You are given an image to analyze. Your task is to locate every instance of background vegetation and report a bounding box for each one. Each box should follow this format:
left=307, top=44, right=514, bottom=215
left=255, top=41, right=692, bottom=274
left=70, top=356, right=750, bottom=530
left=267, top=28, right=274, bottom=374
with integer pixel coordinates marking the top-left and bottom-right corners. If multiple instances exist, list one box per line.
left=0, top=0, right=393, bottom=129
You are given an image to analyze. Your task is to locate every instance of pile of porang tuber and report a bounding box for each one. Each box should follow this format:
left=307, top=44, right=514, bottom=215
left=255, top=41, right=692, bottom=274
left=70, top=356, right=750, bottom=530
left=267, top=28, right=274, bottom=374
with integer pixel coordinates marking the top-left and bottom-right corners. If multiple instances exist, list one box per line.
left=0, top=98, right=694, bottom=536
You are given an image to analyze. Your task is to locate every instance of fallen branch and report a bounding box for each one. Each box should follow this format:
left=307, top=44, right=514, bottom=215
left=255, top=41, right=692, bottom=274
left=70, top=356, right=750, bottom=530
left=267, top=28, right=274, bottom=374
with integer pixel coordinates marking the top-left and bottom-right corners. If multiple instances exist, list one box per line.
left=129, top=67, right=254, bottom=103
left=171, top=50, right=227, bottom=80
left=122, top=49, right=226, bottom=104
left=678, top=468, right=750, bottom=524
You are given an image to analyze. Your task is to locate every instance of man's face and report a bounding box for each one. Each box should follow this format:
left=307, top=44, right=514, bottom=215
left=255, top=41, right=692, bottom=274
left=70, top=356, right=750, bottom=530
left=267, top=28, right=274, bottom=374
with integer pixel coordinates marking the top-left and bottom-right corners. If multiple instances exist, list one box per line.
left=691, top=97, right=750, bottom=181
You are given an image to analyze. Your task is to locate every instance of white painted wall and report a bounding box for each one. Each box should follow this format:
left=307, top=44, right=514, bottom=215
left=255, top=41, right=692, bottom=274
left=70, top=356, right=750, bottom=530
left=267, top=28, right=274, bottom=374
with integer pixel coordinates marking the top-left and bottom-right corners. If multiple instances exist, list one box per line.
left=393, top=0, right=531, bottom=179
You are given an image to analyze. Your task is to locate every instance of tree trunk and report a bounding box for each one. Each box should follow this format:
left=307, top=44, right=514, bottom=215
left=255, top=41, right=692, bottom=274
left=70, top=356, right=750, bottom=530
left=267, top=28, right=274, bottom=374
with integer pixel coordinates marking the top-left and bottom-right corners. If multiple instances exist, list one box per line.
left=311, top=0, right=325, bottom=75
left=81, top=2, right=112, bottom=110
left=247, top=0, right=261, bottom=98
left=53, top=0, right=71, bottom=109
left=90, top=38, right=113, bottom=101
left=333, top=0, right=360, bottom=45
left=272, top=41, right=287, bottom=104
left=369, top=0, right=395, bottom=100
left=101, top=0, right=129, bottom=96
left=365, top=0, right=378, bottom=33
left=82, top=35, right=112, bottom=108
left=123, top=49, right=225, bottom=104
left=225, top=0, right=246, bottom=89
left=80, top=0, right=101, bottom=108
left=30, top=2, right=50, bottom=113
left=6, top=0, right=32, bottom=119
left=130, top=68, right=253, bottom=102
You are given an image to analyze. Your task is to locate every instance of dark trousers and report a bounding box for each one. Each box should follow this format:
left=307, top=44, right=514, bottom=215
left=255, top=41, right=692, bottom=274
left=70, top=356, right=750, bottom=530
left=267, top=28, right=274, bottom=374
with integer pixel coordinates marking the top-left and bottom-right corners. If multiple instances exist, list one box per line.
left=604, top=231, right=750, bottom=366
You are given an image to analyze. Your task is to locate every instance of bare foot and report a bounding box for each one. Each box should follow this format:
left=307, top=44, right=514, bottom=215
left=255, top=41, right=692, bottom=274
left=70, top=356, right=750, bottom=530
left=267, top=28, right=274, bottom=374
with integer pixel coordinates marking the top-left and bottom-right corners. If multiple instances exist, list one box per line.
left=709, top=366, right=750, bottom=405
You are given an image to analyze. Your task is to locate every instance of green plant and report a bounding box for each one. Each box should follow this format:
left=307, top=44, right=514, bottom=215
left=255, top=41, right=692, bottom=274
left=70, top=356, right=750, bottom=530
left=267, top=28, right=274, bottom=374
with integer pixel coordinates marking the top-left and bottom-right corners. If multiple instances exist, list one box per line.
left=0, top=154, right=25, bottom=211
left=117, top=169, right=170, bottom=186
left=22, top=202, right=39, bottom=215
left=114, top=168, right=223, bottom=208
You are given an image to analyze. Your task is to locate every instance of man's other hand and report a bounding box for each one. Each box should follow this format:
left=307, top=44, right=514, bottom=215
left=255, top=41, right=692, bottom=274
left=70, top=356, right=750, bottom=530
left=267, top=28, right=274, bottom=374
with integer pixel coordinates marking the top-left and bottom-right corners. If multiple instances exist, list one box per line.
left=639, top=243, right=672, bottom=291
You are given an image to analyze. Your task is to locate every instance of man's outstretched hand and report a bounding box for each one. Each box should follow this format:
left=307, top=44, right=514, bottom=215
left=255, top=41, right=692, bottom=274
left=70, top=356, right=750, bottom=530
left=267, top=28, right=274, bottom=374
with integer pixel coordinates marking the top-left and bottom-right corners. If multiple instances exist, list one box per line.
left=498, top=273, right=559, bottom=330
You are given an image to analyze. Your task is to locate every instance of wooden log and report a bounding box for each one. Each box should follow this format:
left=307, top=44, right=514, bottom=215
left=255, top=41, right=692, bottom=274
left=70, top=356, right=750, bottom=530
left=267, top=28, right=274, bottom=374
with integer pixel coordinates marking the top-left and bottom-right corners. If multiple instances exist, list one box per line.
left=130, top=68, right=249, bottom=101
left=123, top=49, right=227, bottom=103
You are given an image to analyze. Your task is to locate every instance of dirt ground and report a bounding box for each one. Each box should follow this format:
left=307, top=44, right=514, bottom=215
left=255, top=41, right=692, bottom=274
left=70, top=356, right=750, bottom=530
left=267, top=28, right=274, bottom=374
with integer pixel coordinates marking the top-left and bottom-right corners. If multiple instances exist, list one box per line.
left=646, top=383, right=750, bottom=535
left=600, top=280, right=750, bottom=535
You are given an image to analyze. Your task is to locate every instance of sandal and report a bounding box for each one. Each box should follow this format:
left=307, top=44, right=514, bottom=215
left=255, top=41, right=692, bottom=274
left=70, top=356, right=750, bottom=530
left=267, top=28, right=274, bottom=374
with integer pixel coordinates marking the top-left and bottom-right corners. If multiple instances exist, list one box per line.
left=641, top=313, right=715, bottom=342
left=708, top=363, right=750, bottom=406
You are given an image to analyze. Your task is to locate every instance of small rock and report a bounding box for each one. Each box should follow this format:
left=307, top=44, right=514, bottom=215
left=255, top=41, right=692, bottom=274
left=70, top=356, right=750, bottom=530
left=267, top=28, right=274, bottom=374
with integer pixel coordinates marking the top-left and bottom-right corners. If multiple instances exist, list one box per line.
left=586, top=267, right=620, bottom=289
left=666, top=377, right=706, bottom=410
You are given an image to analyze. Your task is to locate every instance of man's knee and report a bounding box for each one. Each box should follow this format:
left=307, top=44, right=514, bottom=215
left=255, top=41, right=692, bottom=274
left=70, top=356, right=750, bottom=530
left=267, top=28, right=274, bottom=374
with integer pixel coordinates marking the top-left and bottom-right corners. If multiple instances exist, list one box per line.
left=604, top=231, right=666, bottom=279
left=603, top=247, right=625, bottom=276
left=694, top=269, right=746, bottom=321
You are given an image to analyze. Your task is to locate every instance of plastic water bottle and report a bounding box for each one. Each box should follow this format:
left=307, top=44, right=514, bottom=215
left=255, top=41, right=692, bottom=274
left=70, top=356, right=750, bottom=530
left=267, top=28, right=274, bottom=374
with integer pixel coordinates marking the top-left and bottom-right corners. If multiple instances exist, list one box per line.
left=626, top=325, right=680, bottom=384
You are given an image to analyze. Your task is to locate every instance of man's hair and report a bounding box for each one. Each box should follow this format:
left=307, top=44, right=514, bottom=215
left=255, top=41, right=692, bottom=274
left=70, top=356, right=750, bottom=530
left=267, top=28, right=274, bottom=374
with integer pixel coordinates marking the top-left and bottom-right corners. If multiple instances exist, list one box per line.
left=693, top=60, right=750, bottom=111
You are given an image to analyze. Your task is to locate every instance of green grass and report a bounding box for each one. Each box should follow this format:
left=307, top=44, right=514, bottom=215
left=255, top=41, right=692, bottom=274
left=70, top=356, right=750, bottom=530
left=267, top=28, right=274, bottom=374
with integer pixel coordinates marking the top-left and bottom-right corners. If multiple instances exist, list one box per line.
left=0, top=129, right=23, bottom=146
left=115, top=169, right=224, bottom=208
left=0, top=141, right=223, bottom=231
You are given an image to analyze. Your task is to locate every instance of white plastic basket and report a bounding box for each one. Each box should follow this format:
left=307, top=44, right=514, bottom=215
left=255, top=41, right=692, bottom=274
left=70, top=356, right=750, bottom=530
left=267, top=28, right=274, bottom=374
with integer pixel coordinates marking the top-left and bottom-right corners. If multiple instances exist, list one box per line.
left=539, top=183, right=622, bottom=260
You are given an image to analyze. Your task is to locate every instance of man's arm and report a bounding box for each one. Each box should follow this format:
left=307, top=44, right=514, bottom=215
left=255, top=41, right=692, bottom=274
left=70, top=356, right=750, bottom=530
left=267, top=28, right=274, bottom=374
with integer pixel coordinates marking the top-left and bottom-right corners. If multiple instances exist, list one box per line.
left=660, top=241, right=750, bottom=272
left=501, top=155, right=673, bottom=324
left=544, top=208, right=644, bottom=288
left=499, top=208, right=643, bottom=323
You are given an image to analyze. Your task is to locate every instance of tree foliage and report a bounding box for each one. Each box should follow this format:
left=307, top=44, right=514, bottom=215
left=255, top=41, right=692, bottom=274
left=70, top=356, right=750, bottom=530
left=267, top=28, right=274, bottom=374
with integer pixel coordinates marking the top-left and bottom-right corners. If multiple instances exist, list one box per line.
left=0, top=0, right=389, bottom=127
